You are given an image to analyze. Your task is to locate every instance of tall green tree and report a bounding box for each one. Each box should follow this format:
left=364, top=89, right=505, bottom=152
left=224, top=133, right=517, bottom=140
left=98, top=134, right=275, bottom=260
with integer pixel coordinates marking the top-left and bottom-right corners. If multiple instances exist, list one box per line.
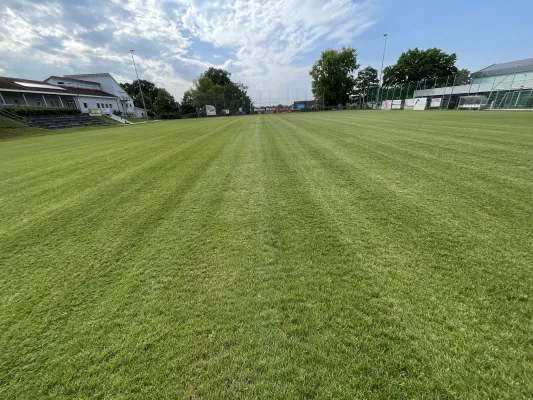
left=454, top=68, right=472, bottom=85
left=383, top=48, right=458, bottom=86
left=180, top=90, right=197, bottom=115
left=182, top=68, right=252, bottom=115
left=200, top=67, right=232, bottom=86
left=153, top=88, right=180, bottom=114
left=134, top=92, right=153, bottom=110
left=310, top=47, right=360, bottom=106
left=353, top=66, right=379, bottom=107
left=120, top=80, right=159, bottom=107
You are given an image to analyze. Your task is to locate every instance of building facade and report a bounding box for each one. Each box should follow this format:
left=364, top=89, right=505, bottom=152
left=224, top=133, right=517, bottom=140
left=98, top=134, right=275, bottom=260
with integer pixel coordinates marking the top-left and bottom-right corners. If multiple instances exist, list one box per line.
left=0, top=74, right=130, bottom=115
left=64, top=73, right=135, bottom=116
left=413, top=58, right=533, bottom=109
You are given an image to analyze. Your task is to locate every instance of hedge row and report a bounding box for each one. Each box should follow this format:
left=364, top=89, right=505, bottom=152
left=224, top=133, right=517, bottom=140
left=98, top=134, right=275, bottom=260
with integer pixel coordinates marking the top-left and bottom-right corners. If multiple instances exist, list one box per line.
left=159, top=113, right=181, bottom=120
left=4, top=106, right=81, bottom=117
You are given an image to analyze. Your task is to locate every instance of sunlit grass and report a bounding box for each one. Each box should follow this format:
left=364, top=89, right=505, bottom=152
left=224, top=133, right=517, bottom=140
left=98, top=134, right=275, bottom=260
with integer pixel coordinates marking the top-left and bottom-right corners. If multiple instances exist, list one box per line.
left=1, top=111, right=532, bottom=399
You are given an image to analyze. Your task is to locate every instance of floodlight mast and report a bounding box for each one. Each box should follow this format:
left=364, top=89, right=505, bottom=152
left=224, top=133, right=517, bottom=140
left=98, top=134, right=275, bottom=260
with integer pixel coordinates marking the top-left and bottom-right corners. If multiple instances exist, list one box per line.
left=377, top=33, right=388, bottom=107
left=130, top=50, right=148, bottom=119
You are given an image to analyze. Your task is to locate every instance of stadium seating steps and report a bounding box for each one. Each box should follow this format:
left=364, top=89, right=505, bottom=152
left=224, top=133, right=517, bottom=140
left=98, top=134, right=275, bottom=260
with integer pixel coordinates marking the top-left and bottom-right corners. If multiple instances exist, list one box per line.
left=23, top=114, right=110, bottom=130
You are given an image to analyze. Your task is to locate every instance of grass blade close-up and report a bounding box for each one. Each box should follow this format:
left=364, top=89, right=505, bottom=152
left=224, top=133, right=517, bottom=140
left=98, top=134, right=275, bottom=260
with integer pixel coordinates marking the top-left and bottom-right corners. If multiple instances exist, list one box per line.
left=1, top=111, right=532, bottom=399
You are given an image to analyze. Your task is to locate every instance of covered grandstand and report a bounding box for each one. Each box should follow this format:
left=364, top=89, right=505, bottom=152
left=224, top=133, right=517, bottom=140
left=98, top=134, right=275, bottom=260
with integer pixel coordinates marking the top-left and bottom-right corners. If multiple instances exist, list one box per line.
left=370, top=57, right=533, bottom=110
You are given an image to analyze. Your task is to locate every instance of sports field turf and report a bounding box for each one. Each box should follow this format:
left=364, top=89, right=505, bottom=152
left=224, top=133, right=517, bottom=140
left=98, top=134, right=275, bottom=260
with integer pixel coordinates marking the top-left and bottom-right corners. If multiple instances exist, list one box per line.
left=1, top=111, right=532, bottom=399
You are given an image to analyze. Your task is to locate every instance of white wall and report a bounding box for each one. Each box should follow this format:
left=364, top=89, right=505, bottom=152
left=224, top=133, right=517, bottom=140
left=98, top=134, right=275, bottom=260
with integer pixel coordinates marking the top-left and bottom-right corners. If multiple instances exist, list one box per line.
left=69, top=75, right=134, bottom=115
left=77, top=96, right=121, bottom=114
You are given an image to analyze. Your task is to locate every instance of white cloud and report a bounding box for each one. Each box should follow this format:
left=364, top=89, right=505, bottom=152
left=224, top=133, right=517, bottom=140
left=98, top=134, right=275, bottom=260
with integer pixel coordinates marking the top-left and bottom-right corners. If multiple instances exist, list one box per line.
left=180, top=0, right=375, bottom=92
left=0, top=0, right=376, bottom=101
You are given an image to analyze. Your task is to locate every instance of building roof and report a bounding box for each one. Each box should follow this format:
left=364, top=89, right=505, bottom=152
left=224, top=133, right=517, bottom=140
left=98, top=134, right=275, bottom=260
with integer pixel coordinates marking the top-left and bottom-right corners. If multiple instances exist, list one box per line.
left=0, top=76, right=116, bottom=98
left=45, top=76, right=100, bottom=85
left=66, top=87, right=117, bottom=98
left=0, top=76, right=70, bottom=93
left=65, top=73, right=124, bottom=91
left=64, top=73, right=114, bottom=79
left=473, top=58, right=533, bottom=78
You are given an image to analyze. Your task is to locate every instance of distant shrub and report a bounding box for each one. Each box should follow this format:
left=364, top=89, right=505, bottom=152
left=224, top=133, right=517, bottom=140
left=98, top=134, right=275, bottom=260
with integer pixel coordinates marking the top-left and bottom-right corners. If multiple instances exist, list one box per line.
left=182, top=113, right=199, bottom=119
left=159, top=113, right=182, bottom=120
left=4, top=107, right=81, bottom=117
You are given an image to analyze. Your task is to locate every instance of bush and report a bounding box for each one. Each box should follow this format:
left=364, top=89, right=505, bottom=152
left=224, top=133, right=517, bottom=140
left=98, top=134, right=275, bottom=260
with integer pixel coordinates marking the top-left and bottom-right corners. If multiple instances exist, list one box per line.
left=182, top=113, right=199, bottom=119
left=159, top=113, right=182, bottom=120
left=4, top=106, right=81, bottom=117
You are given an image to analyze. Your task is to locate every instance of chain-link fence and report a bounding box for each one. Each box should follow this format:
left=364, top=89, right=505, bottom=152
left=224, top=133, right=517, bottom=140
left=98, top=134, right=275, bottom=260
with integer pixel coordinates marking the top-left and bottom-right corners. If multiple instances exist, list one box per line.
left=187, top=65, right=533, bottom=117
left=189, top=88, right=364, bottom=117
left=365, top=66, right=533, bottom=110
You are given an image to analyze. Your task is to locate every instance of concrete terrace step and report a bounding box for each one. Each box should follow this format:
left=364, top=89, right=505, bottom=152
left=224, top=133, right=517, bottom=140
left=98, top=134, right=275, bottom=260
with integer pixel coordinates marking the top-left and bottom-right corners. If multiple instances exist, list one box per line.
left=23, top=114, right=110, bottom=130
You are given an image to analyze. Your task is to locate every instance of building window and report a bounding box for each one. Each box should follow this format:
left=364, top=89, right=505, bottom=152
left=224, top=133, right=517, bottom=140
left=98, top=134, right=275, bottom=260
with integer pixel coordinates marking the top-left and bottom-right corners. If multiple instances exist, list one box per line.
left=97, top=103, right=100, bottom=108
left=83, top=103, right=88, bottom=108
left=37, top=101, right=42, bottom=107
left=110, top=104, right=113, bottom=108
left=14, top=99, right=19, bottom=105
left=58, top=81, right=64, bottom=85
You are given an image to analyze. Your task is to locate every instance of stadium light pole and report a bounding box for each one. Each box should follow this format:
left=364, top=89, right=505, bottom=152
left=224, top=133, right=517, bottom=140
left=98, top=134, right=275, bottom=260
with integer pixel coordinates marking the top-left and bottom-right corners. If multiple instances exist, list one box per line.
left=378, top=34, right=388, bottom=107
left=130, top=50, right=148, bottom=119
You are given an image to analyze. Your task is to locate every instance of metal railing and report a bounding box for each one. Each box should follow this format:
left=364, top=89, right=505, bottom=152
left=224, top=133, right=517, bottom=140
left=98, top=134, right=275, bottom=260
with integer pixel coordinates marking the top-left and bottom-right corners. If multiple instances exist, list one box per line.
left=0, top=108, right=26, bottom=123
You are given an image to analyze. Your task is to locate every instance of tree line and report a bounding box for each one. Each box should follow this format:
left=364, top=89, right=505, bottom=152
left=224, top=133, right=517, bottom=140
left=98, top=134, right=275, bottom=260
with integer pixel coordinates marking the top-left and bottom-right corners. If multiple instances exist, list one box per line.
left=120, top=81, right=181, bottom=118
left=310, top=47, right=472, bottom=107
left=120, top=46, right=472, bottom=116
left=120, top=67, right=252, bottom=118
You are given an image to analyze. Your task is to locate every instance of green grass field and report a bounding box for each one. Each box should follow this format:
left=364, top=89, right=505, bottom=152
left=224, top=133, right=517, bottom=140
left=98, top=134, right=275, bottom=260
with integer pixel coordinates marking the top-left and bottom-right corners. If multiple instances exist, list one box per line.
left=1, top=111, right=532, bottom=399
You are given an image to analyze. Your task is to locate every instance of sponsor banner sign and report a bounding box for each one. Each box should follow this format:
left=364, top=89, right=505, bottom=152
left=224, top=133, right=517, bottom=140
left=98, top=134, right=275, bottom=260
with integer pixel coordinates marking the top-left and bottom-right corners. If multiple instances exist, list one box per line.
left=413, top=98, right=427, bottom=111
left=206, top=105, right=216, bottom=116
left=392, top=100, right=403, bottom=110
left=255, top=107, right=278, bottom=114
left=405, top=99, right=416, bottom=108
left=431, top=98, right=442, bottom=108
left=89, top=109, right=102, bottom=116
left=381, top=100, right=392, bottom=110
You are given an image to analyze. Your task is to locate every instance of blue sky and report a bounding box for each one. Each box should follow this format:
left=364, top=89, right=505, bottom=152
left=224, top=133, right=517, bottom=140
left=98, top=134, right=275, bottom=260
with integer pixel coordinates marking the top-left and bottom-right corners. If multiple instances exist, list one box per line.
left=1, top=0, right=532, bottom=103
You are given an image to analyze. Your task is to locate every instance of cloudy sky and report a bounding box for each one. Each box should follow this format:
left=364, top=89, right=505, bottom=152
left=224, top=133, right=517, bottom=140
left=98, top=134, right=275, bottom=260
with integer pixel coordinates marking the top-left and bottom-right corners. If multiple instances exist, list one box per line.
left=1, top=0, right=532, bottom=104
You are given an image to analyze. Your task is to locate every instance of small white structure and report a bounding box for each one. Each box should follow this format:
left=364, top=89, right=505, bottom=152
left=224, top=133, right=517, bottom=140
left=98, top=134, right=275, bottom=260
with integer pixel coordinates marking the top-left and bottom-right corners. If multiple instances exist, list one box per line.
left=134, top=107, right=148, bottom=119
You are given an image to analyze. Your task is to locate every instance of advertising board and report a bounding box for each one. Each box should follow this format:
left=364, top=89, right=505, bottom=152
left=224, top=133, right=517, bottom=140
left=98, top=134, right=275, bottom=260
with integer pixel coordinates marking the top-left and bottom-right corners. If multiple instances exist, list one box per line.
left=413, top=98, right=428, bottom=111
left=206, top=105, right=216, bottom=116
left=430, top=98, right=442, bottom=108
left=404, top=99, right=416, bottom=110
left=392, top=100, right=403, bottom=110
left=89, top=109, right=102, bottom=116
left=381, top=100, right=392, bottom=110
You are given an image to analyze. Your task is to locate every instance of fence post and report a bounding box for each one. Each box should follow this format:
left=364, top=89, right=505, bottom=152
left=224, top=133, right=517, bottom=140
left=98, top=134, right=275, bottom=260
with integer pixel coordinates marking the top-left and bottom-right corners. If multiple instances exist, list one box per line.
left=467, top=73, right=474, bottom=95
left=477, top=70, right=484, bottom=94
left=525, top=89, right=533, bottom=108
left=448, top=74, right=457, bottom=110
left=506, top=70, right=518, bottom=108
left=441, top=75, right=450, bottom=109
